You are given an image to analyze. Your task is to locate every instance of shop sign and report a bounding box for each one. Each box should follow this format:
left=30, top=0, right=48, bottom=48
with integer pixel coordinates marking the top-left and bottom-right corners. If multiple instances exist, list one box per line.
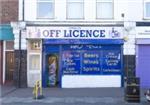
left=62, top=45, right=122, bottom=75
left=27, top=27, right=123, bottom=39
left=136, top=27, right=150, bottom=38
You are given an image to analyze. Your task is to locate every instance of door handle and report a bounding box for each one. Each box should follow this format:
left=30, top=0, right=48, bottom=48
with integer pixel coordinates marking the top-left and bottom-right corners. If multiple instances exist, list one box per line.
left=10, top=58, right=13, bottom=63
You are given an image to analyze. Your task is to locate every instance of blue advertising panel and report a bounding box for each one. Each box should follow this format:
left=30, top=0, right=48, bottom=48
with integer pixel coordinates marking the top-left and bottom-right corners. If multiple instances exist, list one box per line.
left=102, top=50, right=121, bottom=74
left=82, top=51, right=102, bottom=74
left=43, top=39, right=124, bottom=45
left=61, top=45, right=122, bottom=75
left=62, top=51, right=81, bottom=74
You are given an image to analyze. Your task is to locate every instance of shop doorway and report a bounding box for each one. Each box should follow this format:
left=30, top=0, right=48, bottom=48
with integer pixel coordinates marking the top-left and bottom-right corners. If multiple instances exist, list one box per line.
left=42, top=44, right=60, bottom=88
left=5, top=51, right=14, bottom=85
left=46, top=54, right=59, bottom=87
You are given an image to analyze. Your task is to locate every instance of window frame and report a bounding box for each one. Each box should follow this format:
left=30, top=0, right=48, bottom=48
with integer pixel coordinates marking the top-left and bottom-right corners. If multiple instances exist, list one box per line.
left=144, top=0, right=150, bottom=19
left=27, top=40, right=42, bottom=71
left=36, top=0, right=55, bottom=19
left=5, top=41, right=14, bottom=51
left=66, top=0, right=84, bottom=20
left=96, top=0, right=114, bottom=19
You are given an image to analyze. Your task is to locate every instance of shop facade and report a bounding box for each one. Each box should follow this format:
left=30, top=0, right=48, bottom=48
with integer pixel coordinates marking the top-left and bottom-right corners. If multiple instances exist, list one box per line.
left=0, top=24, right=14, bottom=85
left=136, top=22, right=150, bottom=88
left=26, top=25, right=124, bottom=88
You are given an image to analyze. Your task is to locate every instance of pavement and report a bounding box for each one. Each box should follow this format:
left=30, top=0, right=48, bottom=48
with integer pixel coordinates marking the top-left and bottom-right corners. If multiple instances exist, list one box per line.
left=0, top=85, right=17, bottom=97
left=0, top=85, right=150, bottom=105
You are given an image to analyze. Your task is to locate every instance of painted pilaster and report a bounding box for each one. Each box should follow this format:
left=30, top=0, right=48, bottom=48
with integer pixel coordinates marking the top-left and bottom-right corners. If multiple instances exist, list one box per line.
left=123, top=21, right=136, bottom=77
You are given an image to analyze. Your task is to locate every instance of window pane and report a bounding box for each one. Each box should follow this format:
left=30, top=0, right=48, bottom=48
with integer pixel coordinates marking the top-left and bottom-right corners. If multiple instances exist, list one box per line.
left=29, top=55, right=40, bottom=70
left=37, top=2, right=53, bottom=18
left=67, top=3, right=83, bottom=19
left=6, top=41, right=14, bottom=50
left=97, top=2, right=113, bottom=19
left=38, top=0, right=53, bottom=2
left=97, top=0, right=113, bottom=2
left=68, top=0, right=83, bottom=2
left=146, top=2, right=150, bottom=17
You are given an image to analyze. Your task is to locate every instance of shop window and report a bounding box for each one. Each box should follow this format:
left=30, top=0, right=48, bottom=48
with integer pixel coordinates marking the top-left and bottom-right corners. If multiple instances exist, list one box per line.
left=37, top=0, right=54, bottom=19
left=67, top=0, right=84, bottom=19
left=6, top=41, right=14, bottom=50
left=144, top=0, right=150, bottom=19
left=96, top=0, right=113, bottom=19
left=29, top=54, right=40, bottom=70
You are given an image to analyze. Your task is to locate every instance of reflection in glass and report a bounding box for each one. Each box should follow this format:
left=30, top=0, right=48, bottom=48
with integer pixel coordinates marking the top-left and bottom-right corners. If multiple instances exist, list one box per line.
left=97, top=2, right=113, bottom=19
left=29, top=55, right=40, bottom=70
left=37, top=2, right=54, bottom=18
left=146, top=2, right=150, bottom=17
left=67, top=2, right=83, bottom=19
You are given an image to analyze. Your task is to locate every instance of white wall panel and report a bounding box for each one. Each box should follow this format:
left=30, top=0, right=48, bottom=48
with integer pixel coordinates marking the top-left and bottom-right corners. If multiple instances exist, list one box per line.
left=85, top=0, right=96, bottom=20
left=21, top=0, right=144, bottom=21
left=123, top=48, right=135, bottom=55
left=24, top=0, right=36, bottom=21
left=62, top=75, right=121, bottom=88
left=55, top=0, right=66, bottom=20
left=126, top=0, right=143, bottom=21
left=19, top=0, right=23, bottom=21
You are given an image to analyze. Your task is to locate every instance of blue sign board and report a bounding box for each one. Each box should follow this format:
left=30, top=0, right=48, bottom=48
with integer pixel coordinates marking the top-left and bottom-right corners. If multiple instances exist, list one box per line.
left=82, top=51, right=102, bottom=74
left=43, top=39, right=124, bottom=45
left=102, top=50, right=121, bottom=74
left=61, top=45, right=122, bottom=75
left=62, top=51, right=81, bottom=74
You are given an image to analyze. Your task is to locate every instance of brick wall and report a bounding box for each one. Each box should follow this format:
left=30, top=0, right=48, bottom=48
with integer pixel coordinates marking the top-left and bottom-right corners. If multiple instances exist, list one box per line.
left=0, top=0, right=18, bottom=24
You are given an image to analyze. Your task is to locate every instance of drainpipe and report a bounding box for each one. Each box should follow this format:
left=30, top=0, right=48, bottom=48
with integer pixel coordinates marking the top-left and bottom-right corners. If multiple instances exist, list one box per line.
left=22, top=0, right=24, bottom=21
left=18, top=0, right=25, bottom=88
left=18, top=30, right=21, bottom=88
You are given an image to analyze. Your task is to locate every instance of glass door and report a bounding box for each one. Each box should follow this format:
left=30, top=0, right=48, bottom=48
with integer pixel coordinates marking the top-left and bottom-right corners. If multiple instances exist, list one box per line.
left=46, top=54, right=59, bottom=87
left=42, top=44, right=60, bottom=88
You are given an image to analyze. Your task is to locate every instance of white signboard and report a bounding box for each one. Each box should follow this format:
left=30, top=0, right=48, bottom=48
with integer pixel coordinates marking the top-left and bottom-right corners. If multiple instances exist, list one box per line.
left=27, top=26, right=123, bottom=39
left=136, top=27, right=150, bottom=38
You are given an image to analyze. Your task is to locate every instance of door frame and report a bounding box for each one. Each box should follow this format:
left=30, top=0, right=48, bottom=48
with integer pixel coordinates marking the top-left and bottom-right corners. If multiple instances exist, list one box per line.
left=42, top=44, right=60, bottom=88
left=0, top=41, right=3, bottom=84
left=3, top=41, right=14, bottom=84
left=5, top=51, right=14, bottom=82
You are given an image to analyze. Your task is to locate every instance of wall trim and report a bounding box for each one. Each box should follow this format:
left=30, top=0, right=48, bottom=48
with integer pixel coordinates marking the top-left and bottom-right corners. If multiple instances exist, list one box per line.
left=136, top=38, right=150, bottom=44
left=3, top=41, right=6, bottom=84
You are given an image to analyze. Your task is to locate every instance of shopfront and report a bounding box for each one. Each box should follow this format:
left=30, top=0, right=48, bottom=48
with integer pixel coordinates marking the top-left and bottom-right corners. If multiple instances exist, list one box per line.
left=136, top=24, right=150, bottom=88
left=27, top=26, right=124, bottom=88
